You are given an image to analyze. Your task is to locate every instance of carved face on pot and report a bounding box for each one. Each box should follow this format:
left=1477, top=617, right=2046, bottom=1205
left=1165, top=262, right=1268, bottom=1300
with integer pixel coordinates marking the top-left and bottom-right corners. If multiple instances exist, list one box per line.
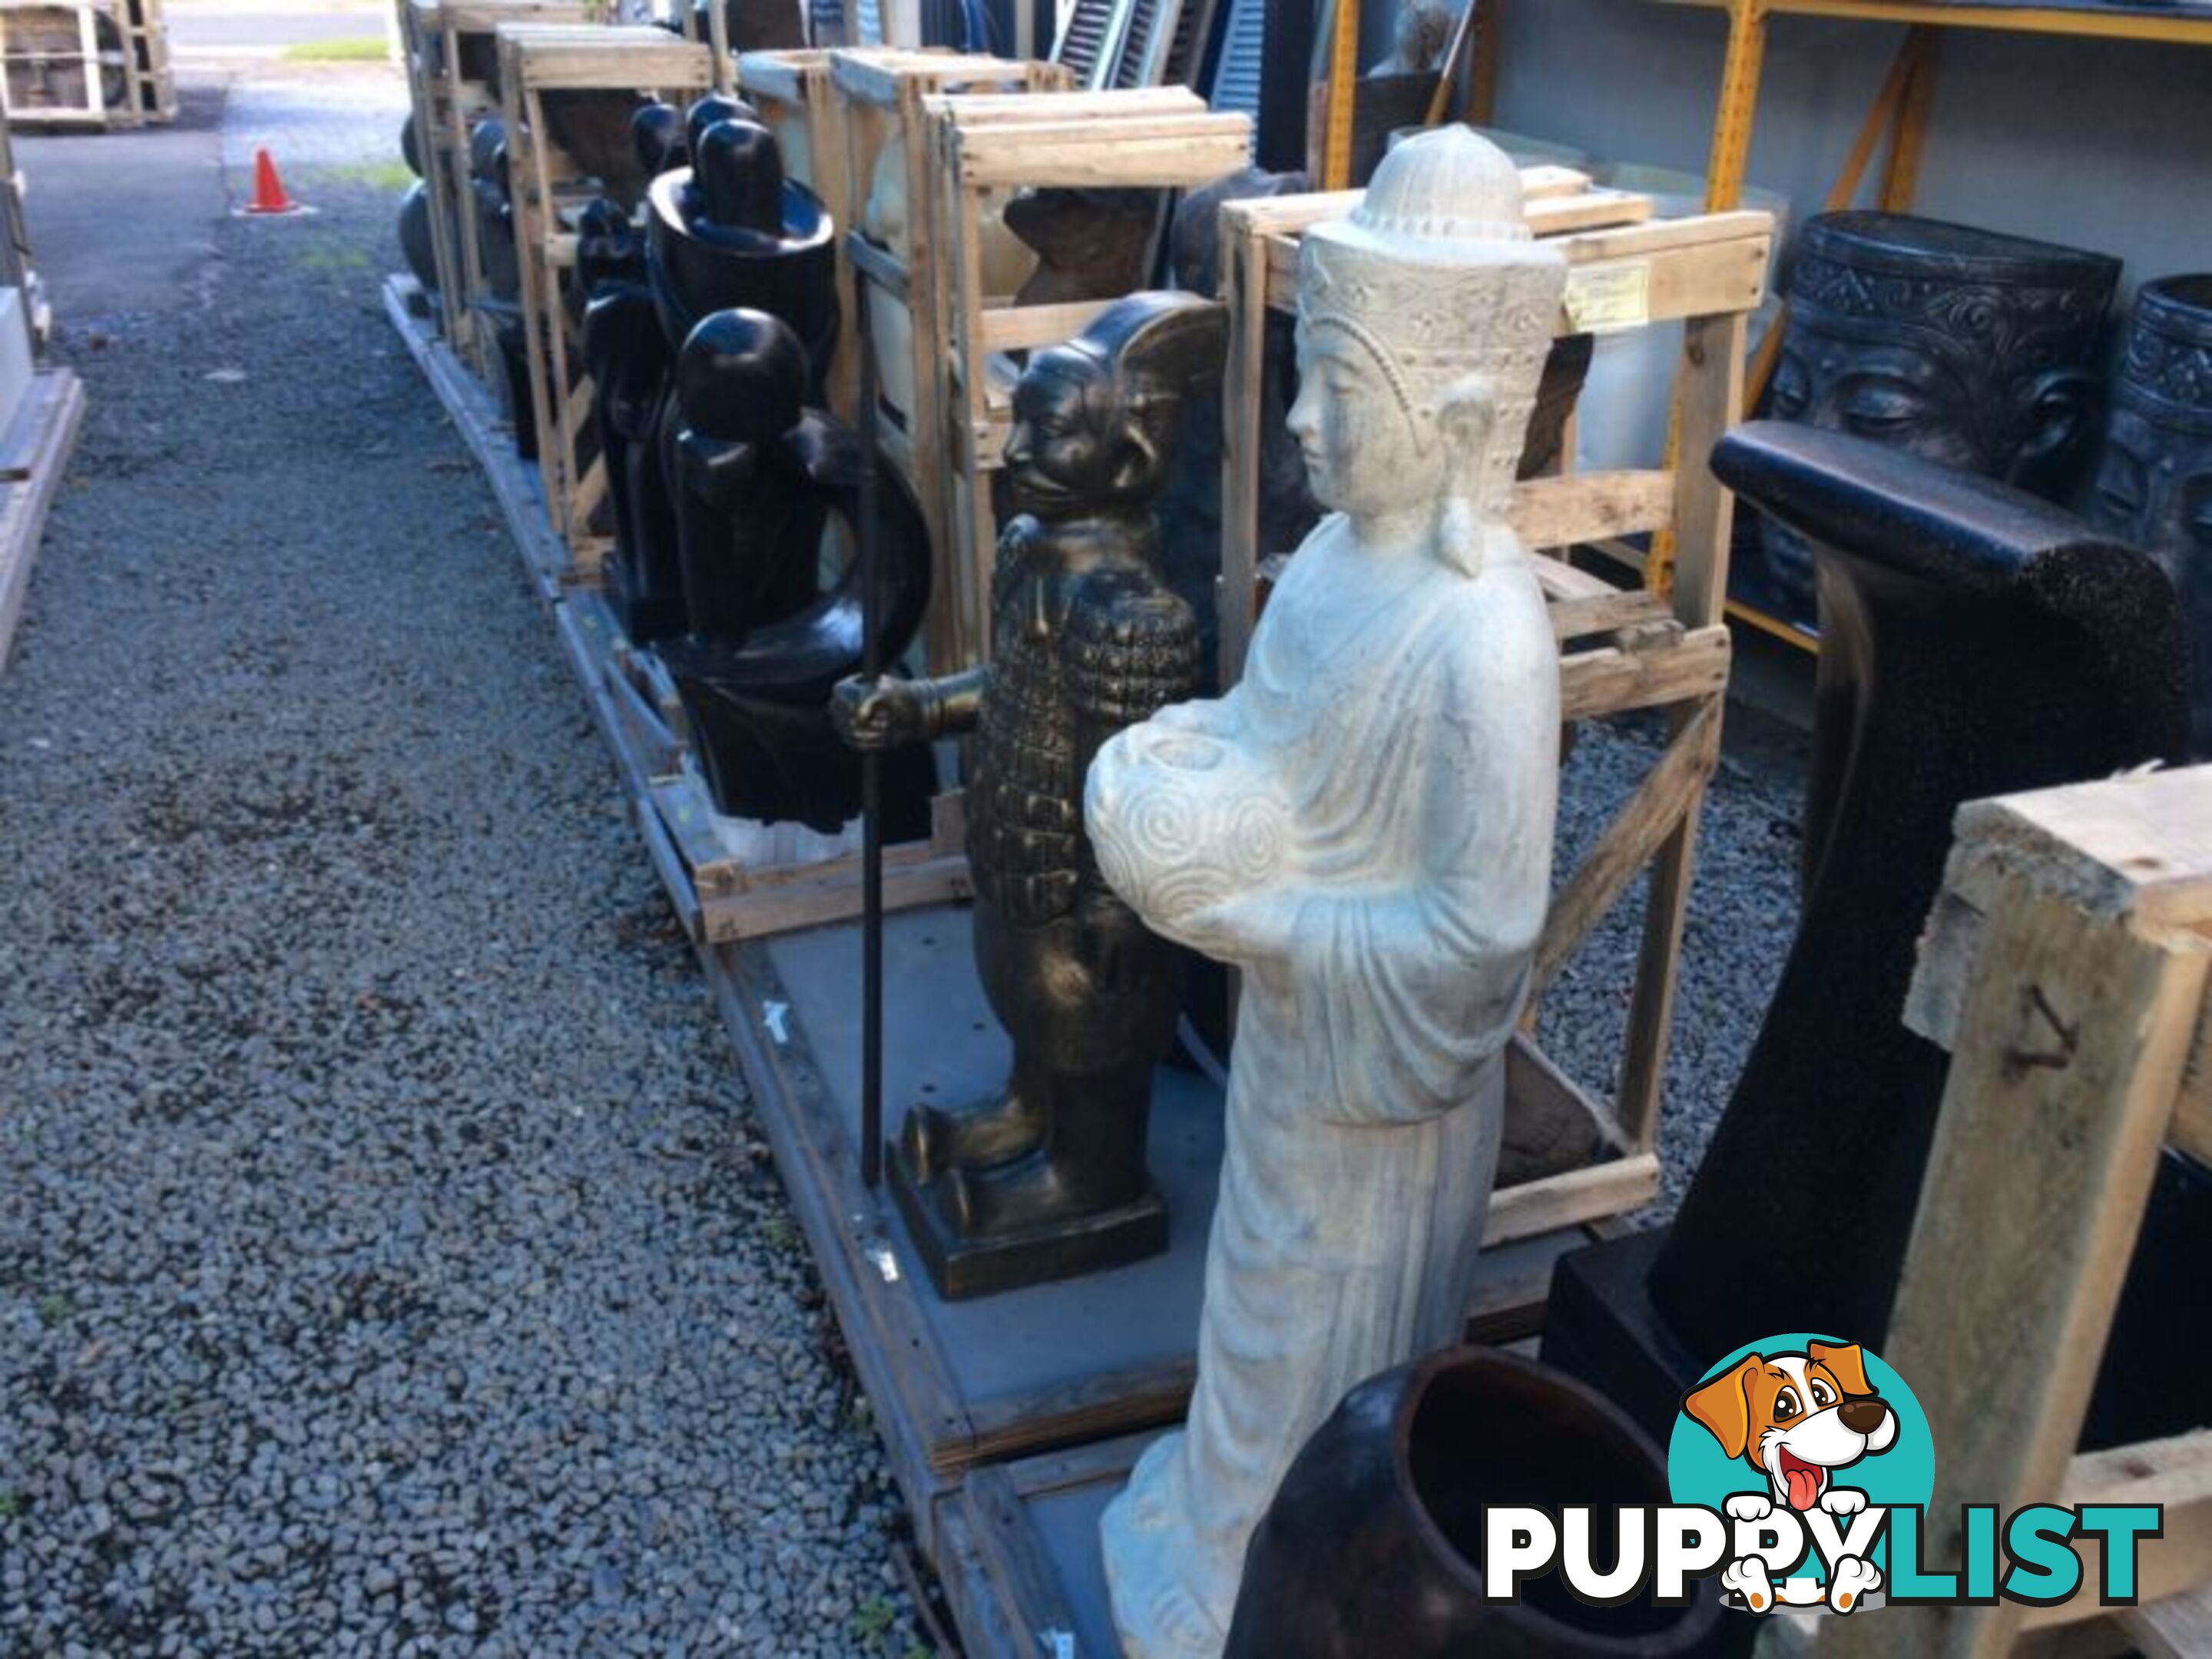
left=2087, top=275, right=2212, bottom=582
left=1772, top=214, right=2118, bottom=496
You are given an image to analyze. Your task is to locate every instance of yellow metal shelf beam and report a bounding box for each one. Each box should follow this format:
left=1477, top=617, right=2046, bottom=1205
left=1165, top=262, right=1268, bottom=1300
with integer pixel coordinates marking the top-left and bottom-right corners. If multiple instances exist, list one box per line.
left=1655, top=0, right=2212, bottom=47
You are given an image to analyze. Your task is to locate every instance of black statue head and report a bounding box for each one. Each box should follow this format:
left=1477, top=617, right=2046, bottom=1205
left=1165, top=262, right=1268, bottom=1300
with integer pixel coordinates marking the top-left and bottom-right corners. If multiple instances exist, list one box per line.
left=682, top=92, right=760, bottom=166
left=467, top=118, right=508, bottom=192
left=644, top=113, right=836, bottom=401
left=399, top=112, right=423, bottom=180
left=693, top=119, right=786, bottom=243
left=634, top=99, right=689, bottom=176
left=674, top=307, right=810, bottom=451
left=1003, top=291, right=1230, bottom=518
left=1774, top=213, right=2118, bottom=497
left=2088, top=275, right=2212, bottom=581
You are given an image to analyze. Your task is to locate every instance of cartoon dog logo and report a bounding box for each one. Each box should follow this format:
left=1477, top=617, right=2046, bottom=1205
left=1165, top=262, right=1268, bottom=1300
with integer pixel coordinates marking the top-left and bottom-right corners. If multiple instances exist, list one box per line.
left=1682, top=1340, right=1899, bottom=1614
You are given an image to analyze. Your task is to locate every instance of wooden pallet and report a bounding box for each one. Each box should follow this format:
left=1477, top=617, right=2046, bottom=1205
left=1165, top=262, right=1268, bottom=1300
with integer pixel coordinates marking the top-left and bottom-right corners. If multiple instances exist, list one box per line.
left=1215, top=177, right=1769, bottom=1244
left=1810, top=767, right=2212, bottom=1659
left=829, top=48, right=1071, bottom=672
left=928, top=86, right=1250, bottom=667
left=498, top=24, right=714, bottom=567
left=706, top=902, right=1630, bottom=1569
left=402, top=1, right=588, bottom=367
left=0, top=366, right=82, bottom=671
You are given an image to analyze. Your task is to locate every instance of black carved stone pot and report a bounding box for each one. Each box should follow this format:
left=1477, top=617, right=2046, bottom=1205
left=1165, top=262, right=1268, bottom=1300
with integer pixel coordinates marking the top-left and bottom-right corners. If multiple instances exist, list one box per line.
left=1226, top=1346, right=1722, bottom=1659
left=644, top=133, right=837, bottom=405
left=2085, top=273, right=2212, bottom=758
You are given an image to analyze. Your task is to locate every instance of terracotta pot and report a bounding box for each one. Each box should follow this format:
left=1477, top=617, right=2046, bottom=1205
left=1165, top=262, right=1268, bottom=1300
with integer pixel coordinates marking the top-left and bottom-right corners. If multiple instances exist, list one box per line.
left=1225, top=1346, right=1722, bottom=1658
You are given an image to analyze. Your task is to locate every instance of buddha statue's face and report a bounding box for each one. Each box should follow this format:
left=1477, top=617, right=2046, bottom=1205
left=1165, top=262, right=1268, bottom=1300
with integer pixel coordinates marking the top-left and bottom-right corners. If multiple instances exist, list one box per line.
left=1287, top=326, right=1444, bottom=519
left=2088, top=406, right=2212, bottom=584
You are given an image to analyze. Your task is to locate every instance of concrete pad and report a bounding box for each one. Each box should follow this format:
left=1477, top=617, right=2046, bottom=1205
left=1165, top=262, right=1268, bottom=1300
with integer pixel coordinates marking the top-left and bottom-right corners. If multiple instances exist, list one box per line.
left=15, top=78, right=230, bottom=325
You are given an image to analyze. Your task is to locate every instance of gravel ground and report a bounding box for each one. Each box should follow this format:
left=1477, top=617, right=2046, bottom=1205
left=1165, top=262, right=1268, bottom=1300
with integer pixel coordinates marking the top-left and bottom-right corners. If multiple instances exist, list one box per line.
left=0, top=67, right=924, bottom=1658
left=0, top=57, right=1809, bottom=1659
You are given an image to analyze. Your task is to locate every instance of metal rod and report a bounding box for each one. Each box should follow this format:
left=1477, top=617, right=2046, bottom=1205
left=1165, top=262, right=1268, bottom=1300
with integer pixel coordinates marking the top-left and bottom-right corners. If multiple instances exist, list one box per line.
left=854, top=258, right=886, bottom=1190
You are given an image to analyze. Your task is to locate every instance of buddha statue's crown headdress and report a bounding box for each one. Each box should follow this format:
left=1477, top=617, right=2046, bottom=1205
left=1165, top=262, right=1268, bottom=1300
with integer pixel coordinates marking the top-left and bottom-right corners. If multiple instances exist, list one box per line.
left=1298, top=126, right=1568, bottom=506
left=2116, top=275, right=2212, bottom=436
left=1786, top=212, right=2117, bottom=388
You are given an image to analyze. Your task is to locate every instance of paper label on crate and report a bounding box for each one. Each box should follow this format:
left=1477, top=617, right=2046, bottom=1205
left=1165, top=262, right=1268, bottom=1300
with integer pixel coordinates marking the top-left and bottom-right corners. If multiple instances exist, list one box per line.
left=1564, top=262, right=1651, bottom=334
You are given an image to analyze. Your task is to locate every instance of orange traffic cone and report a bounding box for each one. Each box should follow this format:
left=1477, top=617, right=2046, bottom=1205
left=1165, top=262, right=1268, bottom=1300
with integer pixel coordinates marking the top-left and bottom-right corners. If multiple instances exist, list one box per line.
left=243, top=148, right=300, bottom=216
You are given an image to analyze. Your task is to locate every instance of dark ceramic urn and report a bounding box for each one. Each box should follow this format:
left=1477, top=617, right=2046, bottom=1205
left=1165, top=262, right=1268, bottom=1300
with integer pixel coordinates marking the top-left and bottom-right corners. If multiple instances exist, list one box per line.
left=2085, top=274, right=2212, bottom=758
left=1225, top=1346, right=1721, bottom=1659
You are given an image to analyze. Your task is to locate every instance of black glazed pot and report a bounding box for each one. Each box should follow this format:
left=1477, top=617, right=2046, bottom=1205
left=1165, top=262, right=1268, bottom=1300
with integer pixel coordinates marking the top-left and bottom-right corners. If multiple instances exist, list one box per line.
left=1225, top=1346, right=1722, bottom=1659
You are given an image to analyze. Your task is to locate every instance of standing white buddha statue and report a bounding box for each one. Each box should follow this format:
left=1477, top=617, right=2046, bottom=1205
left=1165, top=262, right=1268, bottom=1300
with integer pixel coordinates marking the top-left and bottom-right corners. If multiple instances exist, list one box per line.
left=1086, top=126, right=1568, bottom=1658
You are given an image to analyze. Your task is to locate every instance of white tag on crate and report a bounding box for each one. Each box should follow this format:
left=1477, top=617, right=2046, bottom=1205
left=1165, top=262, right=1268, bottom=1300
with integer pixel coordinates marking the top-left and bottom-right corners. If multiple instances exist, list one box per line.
left=1565, top=262, right=1651, bottom=334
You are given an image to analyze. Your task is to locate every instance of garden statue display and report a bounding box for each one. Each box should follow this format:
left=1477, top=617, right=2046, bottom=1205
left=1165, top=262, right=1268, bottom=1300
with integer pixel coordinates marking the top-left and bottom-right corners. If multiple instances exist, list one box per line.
left=1740, top=210, right=2118, bottom=627
left=1086, top=127, right=1567, bottom=1657
left=2085, top=273, right=2212, bottom=758
left=831, top=291, right=1224, bottom=1300
left=656, top=307, right=938, bottom=843
left=1544, top=419, right=2190, bottom=1443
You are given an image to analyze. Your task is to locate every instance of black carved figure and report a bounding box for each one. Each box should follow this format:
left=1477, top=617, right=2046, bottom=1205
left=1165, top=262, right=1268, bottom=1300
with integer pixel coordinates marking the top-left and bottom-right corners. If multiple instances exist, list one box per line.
left=397, top=114, right=441, bottom=303
left=647, top=111, right=837, bottom=407
left=570, top=104, right=697, bottom=644
left=2085, top=274, right=2212, bottom=759
left=1740, top=212, right=2119, bottom=627
left=833, top=293, right=1226, bottom=1300
left=1543, top=421, right=2187, bottom=1442
left=652, top=308, right=937, bottom=838
left=466, top=118, right=537, bottom=461
left=1226, top=1348, right=1720, bottom=1659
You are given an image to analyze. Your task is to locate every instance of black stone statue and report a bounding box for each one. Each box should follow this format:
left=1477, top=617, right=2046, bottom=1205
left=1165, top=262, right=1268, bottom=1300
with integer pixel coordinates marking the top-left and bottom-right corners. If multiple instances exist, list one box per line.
left=832, top=292, right=1226, bottom=1300
left=1225, top=1348, right=1720, bottom=1658
left=1543, top=421, right=2187, bottom=1441
left=1738, top=212, right=2119, bottom=628
left=575, top=104, right=692, bottom=644
left=465, top=118, right=537, bottom=462
left=2085, top=274, right=2212, bottom=759
left=397, top=114, right=441, bottom=305
left=647, top=108, right=836, bottom=406
left=653, top=306, right=938, bottom=839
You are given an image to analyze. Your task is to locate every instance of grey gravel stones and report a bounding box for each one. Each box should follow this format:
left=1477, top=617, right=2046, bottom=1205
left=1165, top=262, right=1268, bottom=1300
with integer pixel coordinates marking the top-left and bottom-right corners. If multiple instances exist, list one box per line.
left=0, top=65, right=923, bottom=1659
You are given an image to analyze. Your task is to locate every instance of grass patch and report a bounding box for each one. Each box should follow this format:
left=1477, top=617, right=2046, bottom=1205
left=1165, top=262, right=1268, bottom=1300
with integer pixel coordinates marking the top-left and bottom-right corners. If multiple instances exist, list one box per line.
left=281, top=37, right=389, bottom=62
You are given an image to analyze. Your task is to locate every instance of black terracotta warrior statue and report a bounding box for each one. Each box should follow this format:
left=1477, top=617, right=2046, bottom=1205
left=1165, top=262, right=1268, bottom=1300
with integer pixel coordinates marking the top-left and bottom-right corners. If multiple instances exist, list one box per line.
left=466, top=118, right=538, bottom=461
left=654, top=306, right=937, bottom=840
left=1743, top=211, right=2118, bottom=626
left=2085, top=274, right=2212, bottom=758
left=833, top=292, right=1225, bottom=1300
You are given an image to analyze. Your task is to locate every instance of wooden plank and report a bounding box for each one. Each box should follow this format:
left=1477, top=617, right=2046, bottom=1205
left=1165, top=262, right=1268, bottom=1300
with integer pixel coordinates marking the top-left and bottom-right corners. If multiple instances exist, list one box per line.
left=1483, top=1152, right=1661, bottom=1247
left=0, top=369, right=82, bottom=673
left=2011, top=1430, right=2212, bottom=1634
left=2121, top=1585, right=2212, bottom=1659
left=1532, top=696, right=1723, bottom=1008
left=1508, top=469, right=1677, bottom=549
left=953, top=121, right=1253, bottom=190
left=1557, top=621, right=1729, bottom=721
left=975, top=297, right=1118, bottom=354
left=932, top=86, right=1210, bottom=124
left=1820, top=803, right=2212, bottom=1659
